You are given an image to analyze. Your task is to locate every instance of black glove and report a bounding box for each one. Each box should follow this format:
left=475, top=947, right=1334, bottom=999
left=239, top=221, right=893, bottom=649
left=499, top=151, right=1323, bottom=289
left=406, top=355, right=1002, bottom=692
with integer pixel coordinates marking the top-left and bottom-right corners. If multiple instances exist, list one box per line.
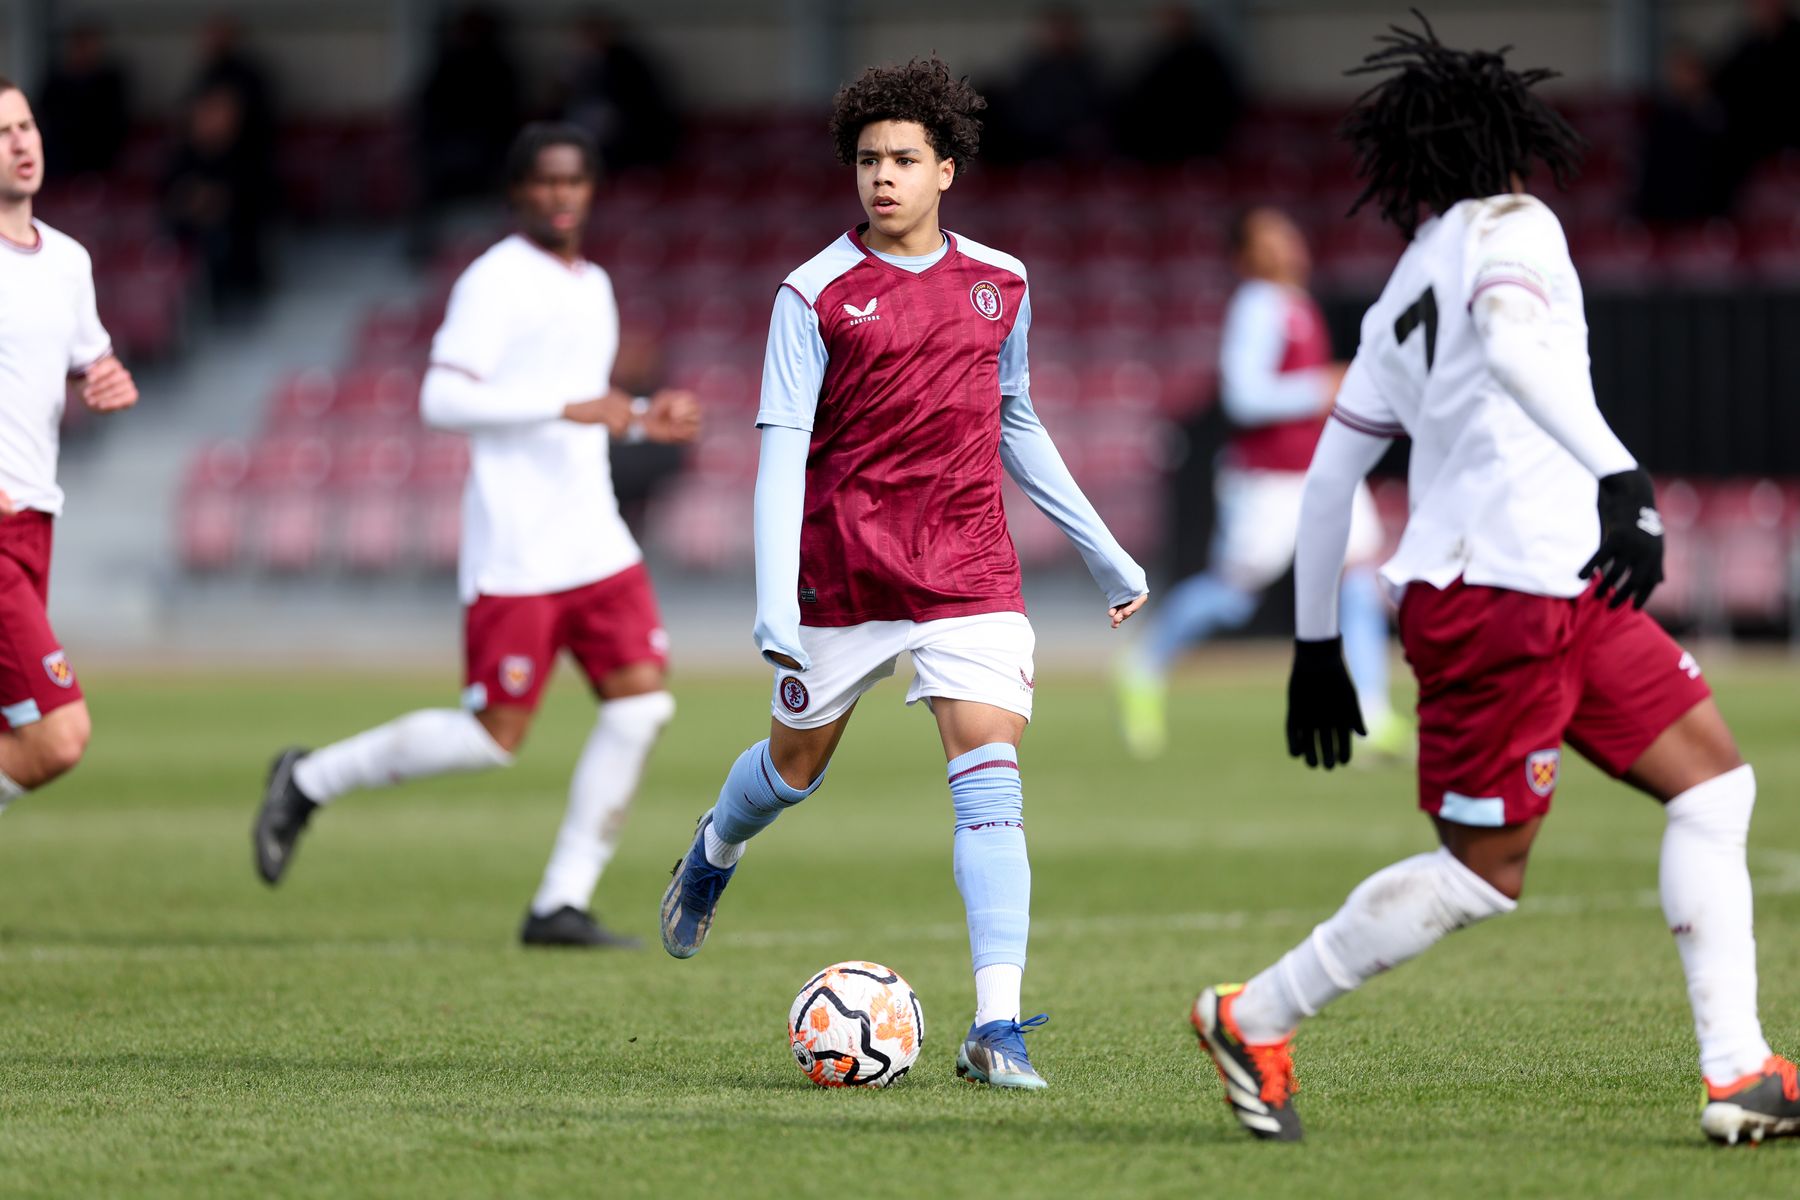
left=1580, top=467, right=1664, bottom=610
left=1286, top=636, right=1366, bottom=770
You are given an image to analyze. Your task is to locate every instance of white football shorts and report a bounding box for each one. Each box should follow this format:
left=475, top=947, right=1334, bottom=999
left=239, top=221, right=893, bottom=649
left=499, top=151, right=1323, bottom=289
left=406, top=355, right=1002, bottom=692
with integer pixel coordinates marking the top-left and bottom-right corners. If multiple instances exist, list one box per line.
left=769, top=612, right=1037, bottom=730
left=1211, top=467, right=1383, bottom=593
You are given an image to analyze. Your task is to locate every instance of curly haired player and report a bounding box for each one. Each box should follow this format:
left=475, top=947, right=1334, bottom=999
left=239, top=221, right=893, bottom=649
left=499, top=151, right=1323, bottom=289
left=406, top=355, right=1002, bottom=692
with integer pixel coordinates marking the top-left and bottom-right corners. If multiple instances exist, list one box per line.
left=1191, top=14, right=1794, bottom=1145
left=659, top=57, right=1148, bottom=1089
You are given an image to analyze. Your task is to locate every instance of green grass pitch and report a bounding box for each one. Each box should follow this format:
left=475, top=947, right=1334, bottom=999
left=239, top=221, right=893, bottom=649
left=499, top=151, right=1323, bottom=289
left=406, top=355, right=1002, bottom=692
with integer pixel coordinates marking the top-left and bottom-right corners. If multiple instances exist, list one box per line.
left=1, top=655, right=1796, bottom=1198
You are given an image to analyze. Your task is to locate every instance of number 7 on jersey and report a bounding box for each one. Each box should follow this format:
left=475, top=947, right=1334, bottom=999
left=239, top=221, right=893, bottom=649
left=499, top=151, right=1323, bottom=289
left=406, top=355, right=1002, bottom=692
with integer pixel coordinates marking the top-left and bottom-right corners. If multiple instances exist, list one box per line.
left=1394, top=286, right=1437, bottom=371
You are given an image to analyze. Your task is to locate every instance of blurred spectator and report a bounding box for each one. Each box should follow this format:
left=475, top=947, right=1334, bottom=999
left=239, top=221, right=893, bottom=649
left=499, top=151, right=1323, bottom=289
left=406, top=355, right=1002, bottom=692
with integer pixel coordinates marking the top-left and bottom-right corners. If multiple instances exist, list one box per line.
left=557, top=12, right=681, bottom=171
left=1715, top=0, right=1800, bottom=170
left=1635, top=42, right=1735, bottom=223
left=39, top=21, right=129, bottom=177
left=413, top=5, right=521, bottom=254
left=191, top=16, right=277, bottom=155
left=163, top=84, right=274, bottom=317
left=1117, top=5, right=1242, bottom=163
left=988, top=5, right=1110, bottom=163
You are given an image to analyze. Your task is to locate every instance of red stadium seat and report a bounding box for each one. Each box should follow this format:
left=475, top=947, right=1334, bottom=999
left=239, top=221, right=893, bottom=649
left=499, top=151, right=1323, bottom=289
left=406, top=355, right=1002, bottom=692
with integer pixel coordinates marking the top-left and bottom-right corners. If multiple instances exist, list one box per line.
left=335, top=365, right=422, bottom=427
left=267, top=368, right=340, bottom=430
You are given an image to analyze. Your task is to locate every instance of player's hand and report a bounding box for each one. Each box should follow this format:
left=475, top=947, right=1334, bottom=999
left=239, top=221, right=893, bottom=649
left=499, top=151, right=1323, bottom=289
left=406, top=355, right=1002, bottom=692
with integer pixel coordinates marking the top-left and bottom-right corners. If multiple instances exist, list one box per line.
left=563, top=393, right=631, bottom=435
left=1286, top=636, right=1366, bottom=770
left=0, top=488, right=15, bottom=517
left=645, top=388, right=701, bottom=444
left=78, top=356, right=138, bottom=413
left=1580, top=467, right=1663, bottom=610
left=1109, top=593, right=1148, bottom=629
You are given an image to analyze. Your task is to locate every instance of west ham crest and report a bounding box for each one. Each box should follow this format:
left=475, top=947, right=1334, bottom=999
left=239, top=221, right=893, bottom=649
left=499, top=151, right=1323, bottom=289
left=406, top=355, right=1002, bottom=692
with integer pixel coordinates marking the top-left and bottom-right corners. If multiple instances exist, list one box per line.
left=499, top=655, right=534, bottom=697
left=1526, top=749, right=1560, bottom=798
left=42, top=650, right=74, bottom=689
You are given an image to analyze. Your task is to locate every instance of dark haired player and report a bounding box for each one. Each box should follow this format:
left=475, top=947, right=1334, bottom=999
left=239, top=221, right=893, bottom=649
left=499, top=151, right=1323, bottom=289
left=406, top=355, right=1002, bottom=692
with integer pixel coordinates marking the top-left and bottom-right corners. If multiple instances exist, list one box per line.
left=659, top=58, right=1148, bottom=1089
left=0, top=78, right=138, bottom=814
left=1191, top=17, right=1793, bottom=1144
left=1117, top=206, right=1407, bottom=761
left=255, top=124, right=699, bottom=947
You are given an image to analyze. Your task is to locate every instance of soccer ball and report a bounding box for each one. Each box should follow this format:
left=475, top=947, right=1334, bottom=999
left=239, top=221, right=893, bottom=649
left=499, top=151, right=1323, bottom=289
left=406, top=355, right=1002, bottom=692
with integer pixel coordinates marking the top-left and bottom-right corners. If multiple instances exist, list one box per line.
left=788, top=960, right=924, bottom=1087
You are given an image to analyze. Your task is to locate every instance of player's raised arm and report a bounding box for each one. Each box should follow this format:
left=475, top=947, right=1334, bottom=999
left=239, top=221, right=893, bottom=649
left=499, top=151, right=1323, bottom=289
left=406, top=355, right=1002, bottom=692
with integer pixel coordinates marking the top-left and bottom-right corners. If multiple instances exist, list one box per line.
left=1468, top=206, right=1662, bottom=608
left=1286, top=358, right=1396, bottom=769
left=750, top=286, right=827, bottom=668
left=995, top=291, right=1148, bottom=625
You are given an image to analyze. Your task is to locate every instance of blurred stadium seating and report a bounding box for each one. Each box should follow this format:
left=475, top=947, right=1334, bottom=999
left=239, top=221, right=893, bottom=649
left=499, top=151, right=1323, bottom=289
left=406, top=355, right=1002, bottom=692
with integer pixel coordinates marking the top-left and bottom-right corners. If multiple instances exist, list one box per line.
left=162, top=105, right=1800, bottom=632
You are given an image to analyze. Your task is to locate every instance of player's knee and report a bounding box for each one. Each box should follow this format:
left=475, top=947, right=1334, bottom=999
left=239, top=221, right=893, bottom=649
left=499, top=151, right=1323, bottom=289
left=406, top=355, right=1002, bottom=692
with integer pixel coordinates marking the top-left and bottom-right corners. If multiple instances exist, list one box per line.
left=24, top=706, right=90, bottom=784
left=475, top=707, right=532, bottom=756
left=600, top=690, right=675, bottom=745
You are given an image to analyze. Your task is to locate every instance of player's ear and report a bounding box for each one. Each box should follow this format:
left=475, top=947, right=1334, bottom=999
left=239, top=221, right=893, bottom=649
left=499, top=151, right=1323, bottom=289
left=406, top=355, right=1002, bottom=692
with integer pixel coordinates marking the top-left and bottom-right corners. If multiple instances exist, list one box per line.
left=939, top=155, right=956, bottom=193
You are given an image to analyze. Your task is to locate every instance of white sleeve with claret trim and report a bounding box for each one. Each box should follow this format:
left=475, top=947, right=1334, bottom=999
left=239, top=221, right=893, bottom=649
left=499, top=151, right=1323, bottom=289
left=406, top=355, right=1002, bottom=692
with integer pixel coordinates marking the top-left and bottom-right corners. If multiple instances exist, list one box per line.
left=420, top=262, right=574, bottom=430
left=1296, top=363, right=1395, bottom=640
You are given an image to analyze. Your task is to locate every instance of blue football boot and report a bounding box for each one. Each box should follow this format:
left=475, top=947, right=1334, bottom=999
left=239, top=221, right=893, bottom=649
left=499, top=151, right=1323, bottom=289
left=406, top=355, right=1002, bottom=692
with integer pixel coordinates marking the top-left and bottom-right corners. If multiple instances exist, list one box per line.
left=660, top=814, right=736, bottom=959
left=955, top=1013, right=1050, bottom=1089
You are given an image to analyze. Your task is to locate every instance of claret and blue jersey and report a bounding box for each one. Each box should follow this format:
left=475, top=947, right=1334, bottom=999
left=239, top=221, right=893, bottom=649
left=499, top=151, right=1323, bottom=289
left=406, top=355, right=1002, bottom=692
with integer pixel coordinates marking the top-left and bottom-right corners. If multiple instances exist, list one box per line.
left=755, top=224, right=1145, bottom=629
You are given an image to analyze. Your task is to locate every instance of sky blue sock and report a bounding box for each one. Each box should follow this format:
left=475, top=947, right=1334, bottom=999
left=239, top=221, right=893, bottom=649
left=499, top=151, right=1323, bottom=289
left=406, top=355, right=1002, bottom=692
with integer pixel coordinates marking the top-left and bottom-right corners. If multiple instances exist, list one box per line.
left=1138, top=571, right=1257, bottom=677
left=709, top=740, right=823, bottom=845
left=948, top=743, right=1029, bottom=971
left=1339, top=568, right=1393, bottom=718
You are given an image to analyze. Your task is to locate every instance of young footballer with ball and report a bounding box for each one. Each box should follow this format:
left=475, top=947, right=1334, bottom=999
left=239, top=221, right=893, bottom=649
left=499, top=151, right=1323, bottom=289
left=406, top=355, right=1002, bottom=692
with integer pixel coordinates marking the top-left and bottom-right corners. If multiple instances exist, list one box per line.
left=659, top=57, right=1148, bottom=1090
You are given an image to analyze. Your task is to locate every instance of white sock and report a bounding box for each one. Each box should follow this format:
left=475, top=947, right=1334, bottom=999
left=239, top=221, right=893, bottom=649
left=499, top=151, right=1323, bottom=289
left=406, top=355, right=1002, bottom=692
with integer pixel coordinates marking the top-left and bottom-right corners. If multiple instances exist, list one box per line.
left=530, top=692, right=674, bottom=917
left=1661, top=764, right=1772, bottom=1082
left=1233, top=847, right=1517, bottom=1043
left=974, top=963, right=1024, bottom=1028
left=0, top=766, right=23, bottom=815
left=292, top=708, right=511, bottom=803
left=703, top=823, right=745, bottom=868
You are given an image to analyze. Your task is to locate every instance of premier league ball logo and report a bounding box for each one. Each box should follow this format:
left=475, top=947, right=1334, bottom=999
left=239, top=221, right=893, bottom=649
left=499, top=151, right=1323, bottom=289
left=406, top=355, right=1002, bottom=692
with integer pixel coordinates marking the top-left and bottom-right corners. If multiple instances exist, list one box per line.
left=970, top=280, right=1003, bottom=321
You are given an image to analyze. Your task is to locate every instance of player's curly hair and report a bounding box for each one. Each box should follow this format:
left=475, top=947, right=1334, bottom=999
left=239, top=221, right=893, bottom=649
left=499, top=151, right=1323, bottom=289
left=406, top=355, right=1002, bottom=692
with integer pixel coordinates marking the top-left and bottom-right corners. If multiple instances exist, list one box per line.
left=1342, top=10, right=1586, bottom=238
left=829, top=56, right=986, bottom=171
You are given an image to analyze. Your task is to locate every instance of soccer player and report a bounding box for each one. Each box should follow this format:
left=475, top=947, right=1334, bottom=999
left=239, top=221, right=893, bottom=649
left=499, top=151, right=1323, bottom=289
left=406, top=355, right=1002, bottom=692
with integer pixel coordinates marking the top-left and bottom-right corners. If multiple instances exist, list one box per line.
left=1115, top=207, right=1406, bottom=761
left=1191, top=19, right=1795, bottom=1145
left=254, top=123, right=700, bottom=948
left=0, top=78, right=138, bottom=814
left=658, top=58, right=1148, bottom=1089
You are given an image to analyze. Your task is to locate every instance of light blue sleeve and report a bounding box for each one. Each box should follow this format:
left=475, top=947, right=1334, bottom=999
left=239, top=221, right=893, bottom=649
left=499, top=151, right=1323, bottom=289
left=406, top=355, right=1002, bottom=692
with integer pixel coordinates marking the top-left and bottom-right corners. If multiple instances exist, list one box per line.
left=751, top=424, right=812, bottom=669
left=755, top=286, right=828, bottom=432
left=1219, top=284, right=1331, bottom=426
left=998, top=290, right=1032, bottom=396
left=997, top=293, right=1148, bottom=605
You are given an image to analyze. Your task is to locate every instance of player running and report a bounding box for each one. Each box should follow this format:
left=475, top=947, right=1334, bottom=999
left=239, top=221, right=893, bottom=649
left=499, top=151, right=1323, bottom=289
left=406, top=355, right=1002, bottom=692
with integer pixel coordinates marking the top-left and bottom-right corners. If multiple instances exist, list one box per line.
left=658, top=58, right=1148, bottom=1089
left=1115, top=207, right=1406, bottom=761
left=254, top=123, right=699, bottom=948
left=1191, top=18, right=1794, bottom=1145
left=0, top=78, right=138, bottom=815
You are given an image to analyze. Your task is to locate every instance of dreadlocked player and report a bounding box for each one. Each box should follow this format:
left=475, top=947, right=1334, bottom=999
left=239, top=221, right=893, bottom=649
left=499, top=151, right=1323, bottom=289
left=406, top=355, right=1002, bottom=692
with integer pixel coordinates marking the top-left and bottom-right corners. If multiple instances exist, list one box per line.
left=1190, top=14, right=1795, bottom=1145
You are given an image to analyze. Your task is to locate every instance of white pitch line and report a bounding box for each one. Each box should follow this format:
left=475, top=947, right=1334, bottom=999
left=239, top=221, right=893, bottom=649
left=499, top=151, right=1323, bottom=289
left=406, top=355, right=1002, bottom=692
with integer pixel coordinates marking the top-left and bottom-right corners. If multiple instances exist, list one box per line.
left=2, top=852, right=1796, bottom=964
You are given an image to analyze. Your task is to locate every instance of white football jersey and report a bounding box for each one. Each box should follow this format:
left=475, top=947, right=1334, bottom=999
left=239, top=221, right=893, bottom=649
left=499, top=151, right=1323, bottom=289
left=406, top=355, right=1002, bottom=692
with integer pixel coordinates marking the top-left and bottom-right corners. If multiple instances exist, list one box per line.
left=1333, top=195, right=1604, bottom=600
left=0, top=220, right=113, bottom=516
left=424, top=235, right=640, bottom=603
